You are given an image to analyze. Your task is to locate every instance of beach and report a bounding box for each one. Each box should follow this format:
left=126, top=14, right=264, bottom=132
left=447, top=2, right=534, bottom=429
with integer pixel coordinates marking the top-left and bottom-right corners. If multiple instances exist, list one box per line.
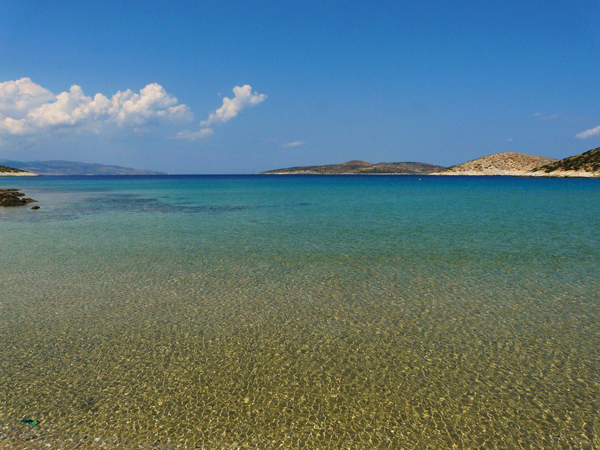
left=1, top=175, right=599, bottom=449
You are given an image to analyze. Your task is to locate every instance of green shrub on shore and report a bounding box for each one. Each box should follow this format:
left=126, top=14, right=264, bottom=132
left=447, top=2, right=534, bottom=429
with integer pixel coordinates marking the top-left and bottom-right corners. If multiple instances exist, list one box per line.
left=0, top=164, right=24, bottom=173
left=539, top=147, right=600, bottom=173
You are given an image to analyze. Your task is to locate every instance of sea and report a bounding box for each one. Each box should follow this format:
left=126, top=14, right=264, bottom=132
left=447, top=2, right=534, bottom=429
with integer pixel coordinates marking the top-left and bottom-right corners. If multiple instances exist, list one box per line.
left=0, top=175, right=598, bottom=449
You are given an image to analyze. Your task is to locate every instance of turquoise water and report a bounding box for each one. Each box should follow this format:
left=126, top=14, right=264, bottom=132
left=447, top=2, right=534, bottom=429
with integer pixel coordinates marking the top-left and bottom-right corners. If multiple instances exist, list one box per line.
left=0, top=175, right=599, bottom=449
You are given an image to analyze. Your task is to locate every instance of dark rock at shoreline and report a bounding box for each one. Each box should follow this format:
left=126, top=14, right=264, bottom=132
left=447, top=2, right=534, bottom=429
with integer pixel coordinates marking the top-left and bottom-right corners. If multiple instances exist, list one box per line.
left=0, top=188, right=38, bottom=207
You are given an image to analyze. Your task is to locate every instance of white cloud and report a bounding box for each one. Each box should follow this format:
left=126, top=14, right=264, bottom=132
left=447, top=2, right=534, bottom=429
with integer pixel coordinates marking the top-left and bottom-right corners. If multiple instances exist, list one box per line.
left=575, top=125, right=600, bottom=139
left=507, top=138, right=513, bottom=142
left=0, top=78, right=192, bottom=139
left=175, top=128, right=214, bottom=140
left=175, top=84, right=267, bottom=141
left=0, top=78, right=267, bottom=145
left=0, top=78, right=55, bottom=118
left=533, top=112, right=564, bottom=120
left=283, top=141, right=305, bottom=148
left=201, top=85, right=266, bottom=126
left=109, top=83, right=191, bottom=127
left=0, top=117, right=31, bottom=135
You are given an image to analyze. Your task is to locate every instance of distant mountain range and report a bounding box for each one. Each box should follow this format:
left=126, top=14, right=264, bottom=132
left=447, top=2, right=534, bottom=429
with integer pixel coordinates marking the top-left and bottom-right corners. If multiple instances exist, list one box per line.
left=0, top=159, right=166, bottom=176
left=263, top=160, right=446, bottom=175
left=2, top=147, right=599, bottom=178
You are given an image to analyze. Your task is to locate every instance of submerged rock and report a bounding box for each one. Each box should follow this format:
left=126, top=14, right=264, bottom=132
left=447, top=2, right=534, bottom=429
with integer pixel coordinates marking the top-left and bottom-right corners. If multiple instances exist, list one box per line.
left=0, top=188, right=38, bottom=207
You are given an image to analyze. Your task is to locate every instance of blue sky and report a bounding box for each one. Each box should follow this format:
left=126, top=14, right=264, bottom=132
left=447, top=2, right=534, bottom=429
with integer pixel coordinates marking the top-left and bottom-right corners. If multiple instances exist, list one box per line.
left=1, top=0, right=599, bottom=173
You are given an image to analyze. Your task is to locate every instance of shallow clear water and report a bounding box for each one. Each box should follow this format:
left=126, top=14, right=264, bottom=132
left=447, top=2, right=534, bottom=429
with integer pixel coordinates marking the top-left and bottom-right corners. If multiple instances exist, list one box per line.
left=1, top=175, right=599, bottom=449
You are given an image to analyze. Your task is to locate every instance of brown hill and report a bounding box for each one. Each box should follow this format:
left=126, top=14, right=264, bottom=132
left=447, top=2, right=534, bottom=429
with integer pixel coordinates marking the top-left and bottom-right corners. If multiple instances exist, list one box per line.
left=533, top=147, right=600, bottom=177
left=263, top=161, right=445, bottom=175
left=432, top=152, right=556, bottom=176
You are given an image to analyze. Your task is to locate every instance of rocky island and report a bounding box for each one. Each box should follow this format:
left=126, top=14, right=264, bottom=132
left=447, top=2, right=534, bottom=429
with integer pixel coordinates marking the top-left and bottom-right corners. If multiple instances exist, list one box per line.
left=263, top=160, right=445, bottom=175
left=265, top=148, right=600, bottom=178
left=431, top=148, right=600, bottom=178
left=430, top=152, right=557, bottom=176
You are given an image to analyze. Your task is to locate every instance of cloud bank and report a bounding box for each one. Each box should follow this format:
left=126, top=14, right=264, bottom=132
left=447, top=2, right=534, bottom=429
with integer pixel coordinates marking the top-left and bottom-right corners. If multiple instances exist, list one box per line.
left=0, top=78, right=266, bottom=145
left=177, top=85, right=267, bottom=140
left=0, top=78, right=191, bottom=137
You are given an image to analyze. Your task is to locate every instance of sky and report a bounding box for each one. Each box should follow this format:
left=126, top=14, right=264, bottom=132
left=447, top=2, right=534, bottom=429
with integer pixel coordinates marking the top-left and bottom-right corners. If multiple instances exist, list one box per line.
left=1, top=0, right=599, bottom=174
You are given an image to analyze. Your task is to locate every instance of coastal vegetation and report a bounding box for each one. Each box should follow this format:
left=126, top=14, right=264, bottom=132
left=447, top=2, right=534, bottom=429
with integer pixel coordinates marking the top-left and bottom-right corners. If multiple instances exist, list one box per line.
left=535, top=147, right=600, bottom=175
left=0, top=164, right=23, bottom=174
left=0, top=164, right=37, bottom=177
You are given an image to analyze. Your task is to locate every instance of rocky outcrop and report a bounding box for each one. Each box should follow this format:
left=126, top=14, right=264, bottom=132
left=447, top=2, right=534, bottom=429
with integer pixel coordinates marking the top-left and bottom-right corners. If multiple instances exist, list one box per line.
left=263, top=160, right=446, bottom=175
left=431, top=152, right=556, bottom=176
left=0, top=189, right=38, bottom=207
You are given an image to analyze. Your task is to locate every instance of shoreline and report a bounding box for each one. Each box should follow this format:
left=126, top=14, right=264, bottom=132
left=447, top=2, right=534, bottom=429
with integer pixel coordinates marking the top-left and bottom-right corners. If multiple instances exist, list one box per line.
left=263, top=171, right=600, bottom=178
left=430, top=170, right=600, bottom=178
left=0, top=172, right=39, bottom=177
